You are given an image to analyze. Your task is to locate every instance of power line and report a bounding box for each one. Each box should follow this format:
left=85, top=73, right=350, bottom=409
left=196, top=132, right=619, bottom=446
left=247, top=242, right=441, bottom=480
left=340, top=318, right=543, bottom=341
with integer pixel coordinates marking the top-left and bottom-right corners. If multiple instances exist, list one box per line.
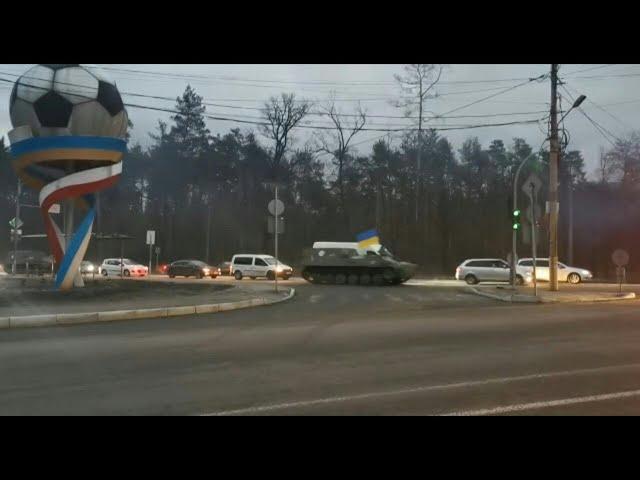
left=562, top=82, right=633, bottom=132
left=0, top=75, right=545, bottom=134
left=0, top=71, right=547, bottom=123
left=97, top=65, right=541, bottom=87
left=430, top=74, right=548, bottom=119
left=561, top=84, right=625, bottom=145
left=562, top=64, right=618, bottom=75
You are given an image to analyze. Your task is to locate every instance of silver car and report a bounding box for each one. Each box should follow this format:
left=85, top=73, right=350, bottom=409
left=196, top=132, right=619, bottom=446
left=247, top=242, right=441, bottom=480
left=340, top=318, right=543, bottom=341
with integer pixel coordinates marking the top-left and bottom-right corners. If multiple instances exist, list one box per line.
left=455, top=258, right=533, bottom=285
left=517, top=258, right=593, bottom=284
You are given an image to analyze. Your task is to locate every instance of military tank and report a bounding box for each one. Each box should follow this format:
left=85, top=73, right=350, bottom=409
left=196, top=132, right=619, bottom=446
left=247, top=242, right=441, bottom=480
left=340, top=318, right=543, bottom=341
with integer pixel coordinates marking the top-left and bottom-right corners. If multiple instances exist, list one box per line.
left=301, top=242, right=417, bottom=286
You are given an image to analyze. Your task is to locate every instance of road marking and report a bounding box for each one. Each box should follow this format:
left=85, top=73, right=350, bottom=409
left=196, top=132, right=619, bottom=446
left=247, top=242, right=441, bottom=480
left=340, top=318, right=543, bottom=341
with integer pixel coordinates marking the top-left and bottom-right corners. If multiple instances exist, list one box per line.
left=199, top=362, right=640, bottom=416
left=308, top=294, right=325, bottom=304
left=440, top=389, right=640, bottom=416
left=385, top=294, right=404, bottom=303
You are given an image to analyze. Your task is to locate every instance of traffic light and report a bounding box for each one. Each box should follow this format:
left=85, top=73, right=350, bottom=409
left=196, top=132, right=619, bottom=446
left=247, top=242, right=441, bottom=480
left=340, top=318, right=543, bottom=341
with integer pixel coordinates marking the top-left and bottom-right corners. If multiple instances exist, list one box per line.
left=512, top=209, right=521, bottom=230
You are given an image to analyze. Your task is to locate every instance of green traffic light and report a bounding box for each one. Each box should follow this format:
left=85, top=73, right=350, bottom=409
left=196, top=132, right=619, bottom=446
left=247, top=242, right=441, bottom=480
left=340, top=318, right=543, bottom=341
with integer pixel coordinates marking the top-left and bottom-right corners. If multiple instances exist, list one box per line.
left=513, top=223, right=520, bottom=230
left=513, top=209, right=521, bottom=217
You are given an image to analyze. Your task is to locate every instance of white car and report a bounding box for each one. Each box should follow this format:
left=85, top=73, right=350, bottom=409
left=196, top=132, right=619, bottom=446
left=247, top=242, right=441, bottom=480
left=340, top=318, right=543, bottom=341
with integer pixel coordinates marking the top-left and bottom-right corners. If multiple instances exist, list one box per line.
left=100, top=258, right=148, bottom=277
left=517, top=258, right=593, bottom=284
left=230, top=254, right=293, bottom=280
left=455, top=258, right=533, bottom=285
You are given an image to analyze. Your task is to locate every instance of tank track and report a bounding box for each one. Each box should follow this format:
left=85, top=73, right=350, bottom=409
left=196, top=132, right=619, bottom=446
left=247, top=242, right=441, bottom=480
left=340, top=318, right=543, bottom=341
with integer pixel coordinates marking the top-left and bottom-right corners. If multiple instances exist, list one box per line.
left=301, top=266, right=405, bottom=286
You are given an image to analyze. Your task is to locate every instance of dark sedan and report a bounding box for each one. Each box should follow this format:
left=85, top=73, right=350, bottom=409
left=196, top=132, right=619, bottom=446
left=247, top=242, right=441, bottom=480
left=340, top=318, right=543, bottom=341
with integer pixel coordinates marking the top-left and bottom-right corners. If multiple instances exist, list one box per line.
left=167, top=260, right=219, bottom=279
left=218, top=261, right=232, bottom=276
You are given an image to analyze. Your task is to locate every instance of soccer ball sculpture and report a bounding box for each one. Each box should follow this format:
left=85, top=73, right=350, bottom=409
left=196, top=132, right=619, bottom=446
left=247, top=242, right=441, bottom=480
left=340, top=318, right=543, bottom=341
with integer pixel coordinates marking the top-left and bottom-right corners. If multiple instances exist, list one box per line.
left=8, top=64, right=128, bottom=290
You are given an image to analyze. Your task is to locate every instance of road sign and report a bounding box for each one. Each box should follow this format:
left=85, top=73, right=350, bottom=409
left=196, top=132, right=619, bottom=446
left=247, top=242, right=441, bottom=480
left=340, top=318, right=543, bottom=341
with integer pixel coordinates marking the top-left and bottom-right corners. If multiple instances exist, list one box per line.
left=146, top=230, right=156, bottom=245
left=268, top=199, right=285, bottom=216
left=268, top=216, right=285, bottom=234
left=612, top=249, right=630, bottom=267
left=9, top=217, right=23, bottom=229
left=522, top=173, right=543, bottom=199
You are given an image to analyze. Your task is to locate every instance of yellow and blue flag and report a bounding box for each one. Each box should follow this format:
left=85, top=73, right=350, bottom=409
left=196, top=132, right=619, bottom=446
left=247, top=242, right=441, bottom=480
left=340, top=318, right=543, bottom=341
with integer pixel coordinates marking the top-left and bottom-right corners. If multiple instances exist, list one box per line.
left=357, top=228, right=380, bottom=249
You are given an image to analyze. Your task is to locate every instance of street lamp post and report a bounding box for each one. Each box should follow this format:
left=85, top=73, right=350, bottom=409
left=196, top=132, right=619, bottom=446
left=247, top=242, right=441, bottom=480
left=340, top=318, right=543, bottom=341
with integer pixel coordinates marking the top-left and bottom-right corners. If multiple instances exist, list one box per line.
left=510, top=151, right=538, bottom=287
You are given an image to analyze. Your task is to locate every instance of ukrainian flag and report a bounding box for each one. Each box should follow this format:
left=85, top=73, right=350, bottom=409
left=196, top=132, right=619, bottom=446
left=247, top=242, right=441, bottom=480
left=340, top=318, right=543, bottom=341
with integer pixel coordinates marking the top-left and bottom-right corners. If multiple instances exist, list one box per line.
left=357, top=229, right=380, bottom=249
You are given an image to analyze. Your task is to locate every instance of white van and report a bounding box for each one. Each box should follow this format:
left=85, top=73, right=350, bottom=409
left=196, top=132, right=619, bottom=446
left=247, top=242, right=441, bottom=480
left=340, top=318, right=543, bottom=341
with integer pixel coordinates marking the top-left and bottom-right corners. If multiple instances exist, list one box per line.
left=230, top=254, right=293, bottom=281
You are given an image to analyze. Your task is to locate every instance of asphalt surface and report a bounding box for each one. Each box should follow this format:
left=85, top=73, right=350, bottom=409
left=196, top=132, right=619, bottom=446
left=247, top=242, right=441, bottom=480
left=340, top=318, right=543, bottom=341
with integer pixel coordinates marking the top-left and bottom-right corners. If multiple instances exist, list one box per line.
left=2, top=277, right=640, bottom=415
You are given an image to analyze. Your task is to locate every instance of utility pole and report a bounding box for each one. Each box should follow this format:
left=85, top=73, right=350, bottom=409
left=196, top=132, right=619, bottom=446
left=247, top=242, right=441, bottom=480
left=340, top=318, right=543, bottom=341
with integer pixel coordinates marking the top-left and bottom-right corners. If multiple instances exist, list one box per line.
left=12, top=179, right=22, bottom=275
left=568, top=162, right=574, bottom=266
left=549, top=64, right=560, bottom=291
left=274, top=184, right=279, bottom=294
left=205, top=204, right=212, bottom=264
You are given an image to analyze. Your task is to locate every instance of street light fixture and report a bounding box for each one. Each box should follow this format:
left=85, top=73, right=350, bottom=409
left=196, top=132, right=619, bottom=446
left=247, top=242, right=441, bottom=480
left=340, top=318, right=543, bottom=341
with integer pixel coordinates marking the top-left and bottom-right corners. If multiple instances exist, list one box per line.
left=559, top=94, right=587, bottom=123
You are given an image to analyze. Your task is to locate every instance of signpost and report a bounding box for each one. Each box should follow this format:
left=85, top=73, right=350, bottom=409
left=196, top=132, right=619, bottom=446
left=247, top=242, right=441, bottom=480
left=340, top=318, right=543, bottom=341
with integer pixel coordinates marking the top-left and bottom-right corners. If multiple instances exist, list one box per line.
left=265, top=186, right=285, bottom=293
left=523, top=173, right=542, bottom=297
left=146, top=230, right=156, bottom=273
left=612, top=249, right=630, bottom=296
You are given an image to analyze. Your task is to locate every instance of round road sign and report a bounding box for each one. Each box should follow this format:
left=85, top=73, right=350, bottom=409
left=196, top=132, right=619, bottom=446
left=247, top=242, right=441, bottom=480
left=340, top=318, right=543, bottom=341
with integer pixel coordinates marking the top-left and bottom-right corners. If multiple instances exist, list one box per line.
left=612, top=249, right=630, bottom=267
left=268, top=199, right=285, bottom=216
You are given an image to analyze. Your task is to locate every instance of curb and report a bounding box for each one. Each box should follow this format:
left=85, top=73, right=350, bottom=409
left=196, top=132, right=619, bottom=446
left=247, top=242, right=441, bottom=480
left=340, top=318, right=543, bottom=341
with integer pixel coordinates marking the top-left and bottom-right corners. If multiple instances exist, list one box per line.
left=469, top=287, right=636, bottom=304
left=468, top=287, right=541, bottom=303
left=0, top=288, right=295, bottom=330
left=539, top=292, right=636, bottom=303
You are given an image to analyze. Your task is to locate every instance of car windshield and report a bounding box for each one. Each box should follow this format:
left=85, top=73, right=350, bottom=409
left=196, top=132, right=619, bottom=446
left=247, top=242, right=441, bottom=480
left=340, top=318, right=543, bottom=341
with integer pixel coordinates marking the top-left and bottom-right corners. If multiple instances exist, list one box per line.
left=122, top=259, right=137, bottom=265
left=264, top=257, right=277, bottom=265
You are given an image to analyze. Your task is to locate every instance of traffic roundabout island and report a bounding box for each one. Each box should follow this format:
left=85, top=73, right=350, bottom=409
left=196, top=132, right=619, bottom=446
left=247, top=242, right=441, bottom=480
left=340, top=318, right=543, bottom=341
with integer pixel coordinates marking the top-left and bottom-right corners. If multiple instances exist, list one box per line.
left=0, top=277, right=295, bottom=329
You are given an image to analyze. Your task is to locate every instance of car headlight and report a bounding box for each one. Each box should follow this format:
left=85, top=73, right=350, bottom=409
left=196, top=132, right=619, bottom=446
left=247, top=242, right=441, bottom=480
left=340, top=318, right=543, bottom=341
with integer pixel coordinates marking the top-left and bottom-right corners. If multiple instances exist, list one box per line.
left=203, top=268, right=210, bottom=274
left=276, top=266, right=284, bottom=272
left=582, top=270, right=591, bottom=276
left=87, top=265, right=94, bottom=272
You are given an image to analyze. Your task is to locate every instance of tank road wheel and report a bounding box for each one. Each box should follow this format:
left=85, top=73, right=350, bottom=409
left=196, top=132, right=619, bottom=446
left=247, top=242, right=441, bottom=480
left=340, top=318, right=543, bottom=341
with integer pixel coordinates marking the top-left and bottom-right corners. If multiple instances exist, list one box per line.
left=360, top=273, right=371, bottom=286
left=324, top=273, right=336, bottom=284
left=383, top=268, right=395, bottom=284
left=335, top=273, right=347, bottom=285
left=347, top=274, right=359, bottom=285
left=373, top=274, right=385, bottom=286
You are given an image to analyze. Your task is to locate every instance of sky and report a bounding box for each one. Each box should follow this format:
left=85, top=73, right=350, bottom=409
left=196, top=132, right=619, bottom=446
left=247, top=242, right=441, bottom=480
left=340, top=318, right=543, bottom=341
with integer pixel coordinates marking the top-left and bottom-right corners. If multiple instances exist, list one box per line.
left=1, top=64, right=639, bottom=178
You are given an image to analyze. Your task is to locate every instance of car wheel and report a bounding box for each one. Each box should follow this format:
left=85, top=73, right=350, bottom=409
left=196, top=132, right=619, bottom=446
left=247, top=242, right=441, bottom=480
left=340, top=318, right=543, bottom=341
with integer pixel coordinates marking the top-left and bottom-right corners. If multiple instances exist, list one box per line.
left=282, top=276, right=290, bottom=281
left=211, top=275, right=217, bottom=279
left=234, top=271, right=243, bottom=280
left=250, top=276, right=257, bottom=280
left=123, top=270, right=130, bottom=277
left=197, top=273, right=203, bottom=279
left=267, top=271, right=275, bottom=281
left=567, top=273, right=581, bottom=284
left=169, top=275, right=175, bottom=279
left=516, top=275, right=525, bottom=286
left=465, top=274, right=478, bottom=285
left=102, top=270, right=108, bottom=277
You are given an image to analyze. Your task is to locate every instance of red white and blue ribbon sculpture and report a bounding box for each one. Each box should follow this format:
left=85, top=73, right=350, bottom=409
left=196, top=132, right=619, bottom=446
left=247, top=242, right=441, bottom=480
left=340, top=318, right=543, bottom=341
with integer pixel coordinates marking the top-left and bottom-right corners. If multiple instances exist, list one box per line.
left=10, top=136, right=126, bottom=290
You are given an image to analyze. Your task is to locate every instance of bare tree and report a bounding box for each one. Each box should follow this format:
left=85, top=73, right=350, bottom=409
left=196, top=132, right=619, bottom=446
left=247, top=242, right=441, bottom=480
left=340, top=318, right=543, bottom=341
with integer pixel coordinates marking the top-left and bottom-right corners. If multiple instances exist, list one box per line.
left=393, top=64, right=443, bottom=223
left=261, top=93, right=311, bottom=181
left=316, top=93, right=367, bottom=215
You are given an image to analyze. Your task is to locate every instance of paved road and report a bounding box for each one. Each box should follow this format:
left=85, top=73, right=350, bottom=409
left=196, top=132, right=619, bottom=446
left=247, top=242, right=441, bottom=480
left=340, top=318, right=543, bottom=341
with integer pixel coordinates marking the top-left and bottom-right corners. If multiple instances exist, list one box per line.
left=2, top=280, right=640, bottom=415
